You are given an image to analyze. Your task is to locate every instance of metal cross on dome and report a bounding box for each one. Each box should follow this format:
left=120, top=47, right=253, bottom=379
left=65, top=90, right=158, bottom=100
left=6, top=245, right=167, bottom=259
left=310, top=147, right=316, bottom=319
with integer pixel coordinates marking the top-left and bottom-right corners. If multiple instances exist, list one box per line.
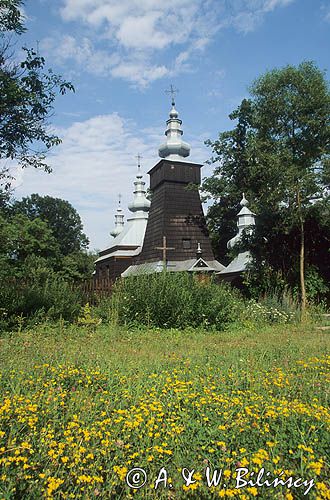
left=135, top=153, right=143, bottom=174
left=165, top=84, right=179, bottom=106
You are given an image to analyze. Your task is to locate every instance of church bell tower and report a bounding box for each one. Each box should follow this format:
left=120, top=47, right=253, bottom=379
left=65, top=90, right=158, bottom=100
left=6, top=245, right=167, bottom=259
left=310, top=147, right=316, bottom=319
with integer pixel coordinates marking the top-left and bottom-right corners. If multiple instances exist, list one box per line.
left=123, top=89, right=224, bottom=276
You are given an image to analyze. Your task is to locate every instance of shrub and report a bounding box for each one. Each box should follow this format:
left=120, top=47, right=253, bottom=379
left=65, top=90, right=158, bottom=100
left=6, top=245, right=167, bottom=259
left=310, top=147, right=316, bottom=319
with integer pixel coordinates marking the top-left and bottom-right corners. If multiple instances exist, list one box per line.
left=77, top=303, right=102, bottom=333
left=240, top=287, right=300, bottom=325
left=242, top=300, right=295, bottom=325
left=0, top=276, right=83, bottom=332
left=296, top=265, right=329, bottom=303
left=110, top=272, right=243, bottom=330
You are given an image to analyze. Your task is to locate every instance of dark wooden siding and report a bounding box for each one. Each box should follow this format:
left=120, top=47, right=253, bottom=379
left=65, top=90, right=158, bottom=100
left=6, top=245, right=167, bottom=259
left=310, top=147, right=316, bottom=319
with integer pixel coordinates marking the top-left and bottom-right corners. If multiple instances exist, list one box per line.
left=136, top=159, right=215, bottom=263
left=149, top=159, right=201, bottom=190
left=95, top=256, right=133, bottom=281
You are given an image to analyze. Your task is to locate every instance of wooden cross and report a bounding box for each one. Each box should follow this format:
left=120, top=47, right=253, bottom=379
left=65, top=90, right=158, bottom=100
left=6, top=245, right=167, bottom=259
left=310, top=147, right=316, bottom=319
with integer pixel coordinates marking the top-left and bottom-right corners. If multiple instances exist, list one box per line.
left=165, top=84, right=179, bottom=106
left=155, top=236, right=175, bottom=270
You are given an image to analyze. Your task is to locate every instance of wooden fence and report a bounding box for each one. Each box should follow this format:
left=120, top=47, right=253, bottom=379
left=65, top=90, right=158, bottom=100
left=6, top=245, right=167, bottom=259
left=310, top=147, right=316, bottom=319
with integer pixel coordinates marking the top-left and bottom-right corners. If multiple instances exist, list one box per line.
left=78, top=277, right=114, bottom=303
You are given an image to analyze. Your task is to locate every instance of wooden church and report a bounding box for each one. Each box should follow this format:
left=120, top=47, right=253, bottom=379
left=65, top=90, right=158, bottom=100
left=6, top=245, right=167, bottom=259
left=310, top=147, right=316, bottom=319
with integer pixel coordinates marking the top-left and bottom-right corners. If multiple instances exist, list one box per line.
left=95, top=94, right=254, bottom=281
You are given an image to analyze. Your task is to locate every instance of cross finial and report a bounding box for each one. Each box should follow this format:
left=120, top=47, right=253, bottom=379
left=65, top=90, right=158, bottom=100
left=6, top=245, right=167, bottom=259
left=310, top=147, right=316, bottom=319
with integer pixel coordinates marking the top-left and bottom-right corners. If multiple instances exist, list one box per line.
left=165, top=84, right=179, bottom=106
left=136, top=153, right=142, bottom=167
left=135, top=153, right=143, bottom=174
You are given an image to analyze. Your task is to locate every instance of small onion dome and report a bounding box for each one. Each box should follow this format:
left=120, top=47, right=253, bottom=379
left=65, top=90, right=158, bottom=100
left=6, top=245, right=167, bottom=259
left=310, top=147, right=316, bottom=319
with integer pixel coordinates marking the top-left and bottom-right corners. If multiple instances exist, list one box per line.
left=169, top=106, right=179, bottom=118
left=110, top=200, right=125, bottom=238
left=158, top=103, right=190, bottom=160
left=240, top=193, right=249, bottom=207
left=128, top=171, right=151, bottom=213
left=227, top=194, right=255, bottom=249
left=110, top=226, right=122, bottom=238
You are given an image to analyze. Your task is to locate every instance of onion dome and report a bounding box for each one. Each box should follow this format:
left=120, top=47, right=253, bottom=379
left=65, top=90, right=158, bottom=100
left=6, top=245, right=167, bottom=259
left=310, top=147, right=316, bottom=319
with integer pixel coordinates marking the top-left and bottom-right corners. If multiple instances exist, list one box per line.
left=227, top=193, right=256, bottom=249
left=110, top=195, right=125, bottom=238
left=127, top=160, right=151, bottom=214
left=158, top=97, right=190, bottom=161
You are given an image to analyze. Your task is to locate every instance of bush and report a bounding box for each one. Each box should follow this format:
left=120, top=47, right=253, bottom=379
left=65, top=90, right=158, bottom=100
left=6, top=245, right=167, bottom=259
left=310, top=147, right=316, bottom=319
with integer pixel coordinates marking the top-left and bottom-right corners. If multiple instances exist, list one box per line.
left=296, top=265, right=329, bottom=303
left=242, top=300, right=296, bottom=325
left=110, top=272, right=243, bottom=330
left=0, top=276, right=83, bottom=332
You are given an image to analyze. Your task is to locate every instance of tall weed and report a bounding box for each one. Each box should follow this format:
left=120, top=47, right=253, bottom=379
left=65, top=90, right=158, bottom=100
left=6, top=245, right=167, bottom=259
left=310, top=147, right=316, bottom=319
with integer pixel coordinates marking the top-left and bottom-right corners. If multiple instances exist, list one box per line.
left=0, top=276, right=83, bottom=331
left=110, top=272, right=243, bottom=330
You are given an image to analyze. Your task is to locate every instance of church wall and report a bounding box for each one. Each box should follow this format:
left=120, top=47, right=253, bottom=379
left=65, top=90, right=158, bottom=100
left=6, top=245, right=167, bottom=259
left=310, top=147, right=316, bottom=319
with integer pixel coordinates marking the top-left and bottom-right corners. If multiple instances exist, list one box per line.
left=136, top=180, right=215, bottom=263
left=95, top=256, right=133, bottom=282
left=149, top=160, right=201, bottom=189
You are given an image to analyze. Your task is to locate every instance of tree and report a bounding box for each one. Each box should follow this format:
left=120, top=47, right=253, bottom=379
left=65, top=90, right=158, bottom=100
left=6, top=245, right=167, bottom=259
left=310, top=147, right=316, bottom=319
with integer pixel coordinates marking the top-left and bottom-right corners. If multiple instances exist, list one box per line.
left=12, top=194, right=89, bottom=255
left=0, top=0, right=74, bottom=189
left=1, top=194, right=94, bottom=281
left=0, top=212, right=60, bottom=276
left=203, top=98, right=256, bottom=263
left=0, top=0, right=24, bottom=34
left=58, top=251, right=97, bottom=281
left=203, top=62, right=330, bottom=313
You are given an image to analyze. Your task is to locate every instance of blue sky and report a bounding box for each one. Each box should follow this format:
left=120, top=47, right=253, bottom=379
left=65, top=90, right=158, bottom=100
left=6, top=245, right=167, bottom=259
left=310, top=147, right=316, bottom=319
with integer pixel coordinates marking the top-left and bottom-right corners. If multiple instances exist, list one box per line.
left=12, top=0, right=330, bottom=251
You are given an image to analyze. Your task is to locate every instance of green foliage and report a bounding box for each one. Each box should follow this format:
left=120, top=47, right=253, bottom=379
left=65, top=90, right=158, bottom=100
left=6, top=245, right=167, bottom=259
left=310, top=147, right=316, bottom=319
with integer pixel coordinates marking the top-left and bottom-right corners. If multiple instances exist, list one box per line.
left=243, top=265, right=288, bottom=300
left=111, top=272, right=243, bottom=330
left=0, top=193, right=92, bottom=331
left=0, top=212, right=60, bottom=275
left=57, top=251, right=96, bottom=282
left=0, top=195, right=94, bottom=281
left=296, top=266, right=329, bottom=303
left=203, top=62, right=330, bottom=301
left=77, top=303, right=102, bottom=332
left=0, top=274, right=83, bottom=331
left=0, top=323, right=328, bottom=498
left=12, top=194, right=89, bottom=254
left=92, top=297, right=114, bottom=324
left=241, top=291, right=299, bottom=325
left=0, top=0, right=74, bottom=189
left=0, top=0, right=25, bottom=34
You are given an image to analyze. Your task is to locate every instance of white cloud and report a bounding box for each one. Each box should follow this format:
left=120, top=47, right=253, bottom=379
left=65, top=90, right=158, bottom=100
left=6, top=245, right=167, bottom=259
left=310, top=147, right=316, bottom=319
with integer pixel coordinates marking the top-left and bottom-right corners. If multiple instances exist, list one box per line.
left=60, top=0, right=202, bottom=51
left=53, top=0, right=211, bottom=85
left=111, top=60, right=169, bottom=87
left=12, top=113, right=152, bottom=249
left=116, top=13, right=171, bottom=50
left=40, top=0, right=294, bottom=86
left=229, top=0, right=295, bottom=33
left=41, top=35, right=120, bottom=76
left=321, top=4, right=330, bottom=23
left=262, top=0, right=293, bottom=11
left=41, top=33, right=171, bottom=86
left=12, top=111, right=209, bottom=249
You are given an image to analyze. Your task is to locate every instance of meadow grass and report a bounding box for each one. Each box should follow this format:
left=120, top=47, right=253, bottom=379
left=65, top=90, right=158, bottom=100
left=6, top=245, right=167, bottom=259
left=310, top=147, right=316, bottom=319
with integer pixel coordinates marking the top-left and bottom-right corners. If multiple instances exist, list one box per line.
left=0, top=322, right=329, bottom=499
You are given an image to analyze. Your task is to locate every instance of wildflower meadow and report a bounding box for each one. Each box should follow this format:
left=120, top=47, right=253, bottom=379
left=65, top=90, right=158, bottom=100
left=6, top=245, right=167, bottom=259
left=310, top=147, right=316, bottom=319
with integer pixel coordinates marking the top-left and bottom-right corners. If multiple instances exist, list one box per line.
left=0, top=322, right=329, bottom=499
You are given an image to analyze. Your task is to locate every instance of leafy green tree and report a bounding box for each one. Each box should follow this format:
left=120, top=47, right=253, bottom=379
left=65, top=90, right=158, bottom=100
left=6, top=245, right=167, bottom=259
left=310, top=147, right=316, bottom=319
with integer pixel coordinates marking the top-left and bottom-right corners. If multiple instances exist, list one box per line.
left=0, top=212, right=60, bottom=274
left=12, top=194, right=89, bottom=255
left=203, top=98, right=256, bottom=263
left=59, top=251, right=97, bottom=281
left=203, top=62, right=330, bottom=312
left=1, top=192, right=93, bottom=281
left=0, top=187, right=10, bottom=213
left=0, top=0, right=24, bottom=33
left=0, top=0, right=74, bottom=189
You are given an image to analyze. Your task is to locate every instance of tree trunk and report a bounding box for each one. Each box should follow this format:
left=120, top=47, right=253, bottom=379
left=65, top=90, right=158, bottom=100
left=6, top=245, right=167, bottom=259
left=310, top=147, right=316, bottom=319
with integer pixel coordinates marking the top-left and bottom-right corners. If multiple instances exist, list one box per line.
left=297, top=189, right=307, bottom=320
